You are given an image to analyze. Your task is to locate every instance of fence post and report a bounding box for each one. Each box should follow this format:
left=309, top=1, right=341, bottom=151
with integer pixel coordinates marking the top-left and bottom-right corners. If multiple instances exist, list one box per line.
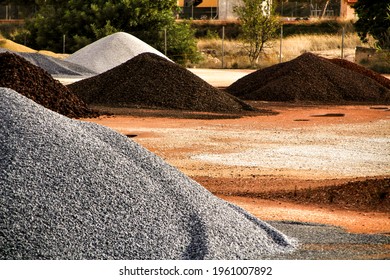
left=280, top=24, right=283, bottom=63
left=63, top=35, right=66, bottom=54
left=341, top=26, right=345, bottom=59
left=164, top=28, right=167, bottom=56
left=221, top=25, right=225, bottom=69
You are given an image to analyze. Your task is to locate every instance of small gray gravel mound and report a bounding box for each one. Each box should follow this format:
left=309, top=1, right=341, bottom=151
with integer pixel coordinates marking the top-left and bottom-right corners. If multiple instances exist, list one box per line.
left=0, top=88, right=297, bottom=260
left=65, top=32, right=169, bottom=74
left=0, top=48, right=96, bottom=76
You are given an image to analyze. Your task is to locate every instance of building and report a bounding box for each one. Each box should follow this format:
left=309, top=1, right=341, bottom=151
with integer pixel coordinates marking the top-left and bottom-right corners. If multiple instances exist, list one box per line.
left=177, top=0, right=272, bottom=20
left=340, top=0, right=357, bottom=20
left=177, top=0, right=218, bottom=19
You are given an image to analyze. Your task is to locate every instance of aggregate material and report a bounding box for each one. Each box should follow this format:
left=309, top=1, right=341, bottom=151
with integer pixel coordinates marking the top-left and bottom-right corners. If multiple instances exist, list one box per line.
left=0, top=48, right=96, bottom=76
left=330, top=58, right=390, bottom=90
left=65, top=32, right=169, bottom=74
left=0, top=88, right=297, bottom=260
left=0, top=52, right=97, bottom=118
left=68, top=52, right=254, bottom=113
left=226, top=52, right=390, bottom=103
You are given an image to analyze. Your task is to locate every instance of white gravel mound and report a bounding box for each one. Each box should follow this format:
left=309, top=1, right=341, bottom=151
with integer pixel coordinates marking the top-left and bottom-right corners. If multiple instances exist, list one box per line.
left=65, top=32, right=169, bottom=74
left=0, top=87, right=297, bottom=260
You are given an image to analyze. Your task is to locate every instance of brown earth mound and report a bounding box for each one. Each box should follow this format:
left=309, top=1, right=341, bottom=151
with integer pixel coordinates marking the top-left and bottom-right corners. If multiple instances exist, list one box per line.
left=226, top=52, right=390, bottom=104
left=330, top=58, right=390, bottom=89
left=258, top=178, right=390, bottom=213
left=68, top=52, right=254, bottom=113
left=0, top=52, right=97, bottom=118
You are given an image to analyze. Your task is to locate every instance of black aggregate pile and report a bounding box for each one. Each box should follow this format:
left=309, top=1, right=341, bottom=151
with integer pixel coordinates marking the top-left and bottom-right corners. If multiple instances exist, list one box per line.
left=68, top=52, right=254, bottom=113
left=226, top=52, right=390, bottom=104
left=0, top=88, right=297, bottom=260
left=0, top=48, right=97, bottom=76
left=330, top=58, right=390, bottom=90
left=0, top=52, right=98, bottom=118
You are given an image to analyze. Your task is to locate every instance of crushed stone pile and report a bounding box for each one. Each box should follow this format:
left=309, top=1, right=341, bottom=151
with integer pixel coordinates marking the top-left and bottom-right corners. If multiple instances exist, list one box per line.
left=0, top=48, right=96, bottom=76
left=0, top=88, right=297, bottom=260
left=226, top=52, right=390, bottom=103
left=68, top=52, right=254, bottom=113
left=65, top=32, right=169, bottom=74
left=329, top=58, right=390, bottom=90
left=0, top=52, right=97, bottom=118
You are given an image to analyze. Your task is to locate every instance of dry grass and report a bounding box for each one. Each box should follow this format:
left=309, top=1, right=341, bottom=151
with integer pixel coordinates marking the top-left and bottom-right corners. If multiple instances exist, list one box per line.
left=196, top=33, right=372, bottom=69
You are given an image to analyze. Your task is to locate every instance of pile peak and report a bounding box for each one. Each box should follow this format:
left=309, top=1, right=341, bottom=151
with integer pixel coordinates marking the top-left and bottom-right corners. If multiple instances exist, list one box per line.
left=68, top=52, right=254, bottom=113
left=226, top=52, right=390, bottom=104
left=0, top=52, right=97, bottom=118
left=1, top=88, right=297, bottom=259
left=65, top=32, right=169, bottom=74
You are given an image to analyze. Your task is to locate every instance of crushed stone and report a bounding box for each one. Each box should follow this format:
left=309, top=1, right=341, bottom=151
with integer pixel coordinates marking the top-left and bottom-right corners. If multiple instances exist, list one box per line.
left=0, top=48, right=96, bottom=76
left=68, top=52, right=254, bottom=113
left=65, top=32, right=169, bottom=74
left=0, top=87, right=297, bottom=260
left=226, top=52, right=390, bottom=103
left=329, top=58, right=390, bottom=89
left=0, top=52, right=97, bottom=118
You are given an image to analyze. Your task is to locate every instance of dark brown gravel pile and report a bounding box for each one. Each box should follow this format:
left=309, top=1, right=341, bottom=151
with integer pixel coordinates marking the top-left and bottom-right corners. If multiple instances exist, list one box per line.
left=0, top=52, right=98, bottom=118
left=329, top=58, right=390, bottom=89
left=226, top=52, right=390, bottom=104
left=68, top=52, right=254, bottom=113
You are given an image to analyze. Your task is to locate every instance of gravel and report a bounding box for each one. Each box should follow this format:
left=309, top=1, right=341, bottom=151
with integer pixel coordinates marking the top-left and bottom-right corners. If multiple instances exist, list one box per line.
left=0, top=48, right=96, bottom=76
left=68, top=52, right=254, bottom=113
left=226, top=52, right=390, bottom=103
left=0, top=52, right=97, bottom=118
left=330, top=58, right=390, bottom=90
left=268, top=221, right=390, bottom=260
left=65, top=32, right=169, bottom=74
left=0, top=87, right=297, bottom=260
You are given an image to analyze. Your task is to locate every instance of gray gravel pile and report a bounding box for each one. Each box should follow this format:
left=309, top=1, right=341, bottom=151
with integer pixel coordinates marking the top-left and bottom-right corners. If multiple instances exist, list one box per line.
left=0, top=48, right=96, bottom=76
left=65, top=32, right=169, bottom=74
left=0, top=87, right=297, bottom=260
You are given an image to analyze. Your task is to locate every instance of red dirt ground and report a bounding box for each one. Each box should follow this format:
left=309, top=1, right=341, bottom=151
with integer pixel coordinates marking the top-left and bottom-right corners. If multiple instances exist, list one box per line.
left=84, top=102, right=390, bottom=235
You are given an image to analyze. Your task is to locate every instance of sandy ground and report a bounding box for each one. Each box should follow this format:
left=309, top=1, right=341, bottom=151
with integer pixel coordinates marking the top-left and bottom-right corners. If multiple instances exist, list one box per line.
left=84, top=102, right=390, bottom=235
left=76, top=68, right=390, bottom=259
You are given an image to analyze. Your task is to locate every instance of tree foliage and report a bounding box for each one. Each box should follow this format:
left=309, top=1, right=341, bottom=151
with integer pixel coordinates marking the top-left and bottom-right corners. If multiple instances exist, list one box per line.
left=234, top=0, right=280, bottom=66
left=353, top=0, right=390, bottom=49
left=25, top=0, right=199, bottom=64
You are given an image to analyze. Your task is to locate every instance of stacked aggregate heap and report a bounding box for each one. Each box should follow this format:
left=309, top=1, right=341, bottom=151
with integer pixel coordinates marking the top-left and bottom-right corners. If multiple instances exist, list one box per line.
left=0, top=88, right=297, bottom=259
left=226, top=52, right=390, bottom=103
left=65, top=32, right=170, bottom=74
left=0, top=52, right=97, bottom=118
left=329, top=58, right=390, bottom=90
left=0, top=48, right=97, bottom=76
left=68, top=52, right=254, bottom=113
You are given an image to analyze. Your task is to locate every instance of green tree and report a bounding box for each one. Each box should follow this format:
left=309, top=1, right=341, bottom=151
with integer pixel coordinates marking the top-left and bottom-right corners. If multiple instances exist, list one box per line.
left=353, top=0, right=390, bottom=49
left=25, top=0, right=199, bottom=64
left=234, top=0, right=280, bottom=66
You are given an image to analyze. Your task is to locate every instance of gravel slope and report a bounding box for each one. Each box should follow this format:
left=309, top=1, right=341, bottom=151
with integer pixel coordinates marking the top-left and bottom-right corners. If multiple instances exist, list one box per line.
left=0, top=52, right=97, bottom=118
left=65, top=32, right=169, bottom=74
left=68, top=53, right=254, bottom=113
left=0, top=48, right=96, bottom=76
left=0, top=88, right=297, bottom=260
left=226, top=52, right=390, bottom=103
